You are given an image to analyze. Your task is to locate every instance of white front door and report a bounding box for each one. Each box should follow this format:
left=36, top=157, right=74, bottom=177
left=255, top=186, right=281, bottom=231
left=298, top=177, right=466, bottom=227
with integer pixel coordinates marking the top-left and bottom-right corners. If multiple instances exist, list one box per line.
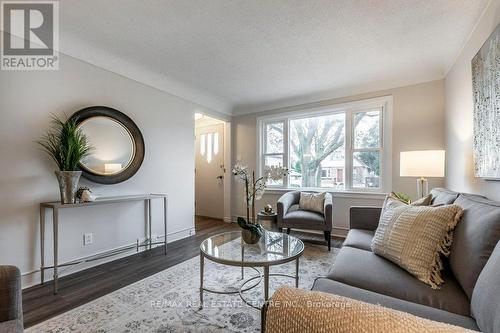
left=195, top=123, right=224, bottom=219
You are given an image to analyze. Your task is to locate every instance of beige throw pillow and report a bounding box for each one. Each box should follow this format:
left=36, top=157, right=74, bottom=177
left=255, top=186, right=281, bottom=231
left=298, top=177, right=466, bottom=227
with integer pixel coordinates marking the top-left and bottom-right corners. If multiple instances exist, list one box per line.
left=299, top=192, right=326, bottom=214
left=410, top=193, right=433, bottom=206
left=371, top=200, right=463, bottom=289
left=380, top=193, right=432, bottom=217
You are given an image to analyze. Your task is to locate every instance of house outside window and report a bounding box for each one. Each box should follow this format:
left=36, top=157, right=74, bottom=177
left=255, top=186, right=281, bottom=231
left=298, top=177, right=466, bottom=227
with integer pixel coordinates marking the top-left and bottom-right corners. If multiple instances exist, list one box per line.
left=257, top=96, right=392, bottom=193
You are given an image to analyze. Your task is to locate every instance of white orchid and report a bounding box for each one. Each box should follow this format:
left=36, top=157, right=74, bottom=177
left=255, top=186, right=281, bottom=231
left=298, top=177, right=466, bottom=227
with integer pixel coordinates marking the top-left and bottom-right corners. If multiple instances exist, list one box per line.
left=264, top=165, right=289, bottom=181
left=233, top=162, right=289, bottom=225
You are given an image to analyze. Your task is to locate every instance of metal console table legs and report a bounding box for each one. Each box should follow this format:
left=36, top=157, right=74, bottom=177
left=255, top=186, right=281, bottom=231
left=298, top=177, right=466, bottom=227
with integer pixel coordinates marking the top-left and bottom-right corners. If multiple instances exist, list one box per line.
left=39, top=194, right=167, bottom=294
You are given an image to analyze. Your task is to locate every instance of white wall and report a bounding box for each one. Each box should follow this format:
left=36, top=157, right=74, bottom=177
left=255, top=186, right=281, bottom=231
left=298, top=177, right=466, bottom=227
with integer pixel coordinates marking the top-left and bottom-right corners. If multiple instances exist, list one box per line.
left=0, top=52, right=215, bottom=287
left=232, top=80, right=446, bottom=235
left=445, top=0, right=500, bottom=201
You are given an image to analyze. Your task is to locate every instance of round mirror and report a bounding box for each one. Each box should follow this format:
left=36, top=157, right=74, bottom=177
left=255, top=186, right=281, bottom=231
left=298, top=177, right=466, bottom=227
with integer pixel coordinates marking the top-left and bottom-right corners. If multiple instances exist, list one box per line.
left=78, top=117, right=134, bottom=175
left=69, top=106, right=145, bottom=184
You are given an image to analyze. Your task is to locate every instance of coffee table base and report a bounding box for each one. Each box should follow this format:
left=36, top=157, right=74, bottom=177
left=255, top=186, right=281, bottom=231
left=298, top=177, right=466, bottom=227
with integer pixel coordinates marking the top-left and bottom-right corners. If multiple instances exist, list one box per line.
left=199, top=255, right=300, bottom=310
left=238, top=272, right=298, bottom=309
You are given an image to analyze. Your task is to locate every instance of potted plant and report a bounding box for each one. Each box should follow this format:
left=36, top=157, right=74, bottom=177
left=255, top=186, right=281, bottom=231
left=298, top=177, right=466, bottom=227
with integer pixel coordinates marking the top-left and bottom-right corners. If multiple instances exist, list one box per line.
left=37, top=115, right=93, bottom=204
left=232, top=163, right=288, bottom=244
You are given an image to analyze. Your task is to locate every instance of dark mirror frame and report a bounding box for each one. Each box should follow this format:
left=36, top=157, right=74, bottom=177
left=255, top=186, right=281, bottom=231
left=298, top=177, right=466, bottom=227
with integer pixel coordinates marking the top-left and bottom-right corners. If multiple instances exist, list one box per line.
left=69, top=106, right=145, bottom=184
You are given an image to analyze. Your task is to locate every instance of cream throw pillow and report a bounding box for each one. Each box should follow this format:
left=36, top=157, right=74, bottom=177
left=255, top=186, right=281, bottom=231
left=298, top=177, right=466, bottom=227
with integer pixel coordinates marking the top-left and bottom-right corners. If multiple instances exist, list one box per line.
left=372, top=198, right=463, bottom=289
left=299, top=192, right=326, bottom=214
left=379, top=193, right=432, bottom=217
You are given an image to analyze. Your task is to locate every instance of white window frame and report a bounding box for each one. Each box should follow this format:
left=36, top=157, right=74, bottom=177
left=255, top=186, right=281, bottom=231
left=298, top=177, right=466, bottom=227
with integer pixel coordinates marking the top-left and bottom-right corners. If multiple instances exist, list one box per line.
left=321, top=169, right=331, bottom=179
left=257, top=96, right=393, bottom=193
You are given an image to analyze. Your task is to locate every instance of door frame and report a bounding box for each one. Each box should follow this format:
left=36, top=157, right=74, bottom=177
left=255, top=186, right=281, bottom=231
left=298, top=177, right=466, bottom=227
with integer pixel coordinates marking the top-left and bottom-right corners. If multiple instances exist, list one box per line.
left=194, top=112, right=232, bottom=223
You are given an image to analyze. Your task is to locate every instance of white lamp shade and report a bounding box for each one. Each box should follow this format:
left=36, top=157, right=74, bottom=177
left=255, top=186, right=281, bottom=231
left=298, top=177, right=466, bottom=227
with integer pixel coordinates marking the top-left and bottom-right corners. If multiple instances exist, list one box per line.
left=400, top=150, right=445, bottom=177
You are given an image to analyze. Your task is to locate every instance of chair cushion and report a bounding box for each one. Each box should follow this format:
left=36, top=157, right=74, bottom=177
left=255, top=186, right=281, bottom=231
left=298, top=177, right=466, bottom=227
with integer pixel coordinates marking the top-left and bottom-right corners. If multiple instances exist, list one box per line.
left=450, top=194, right=500, bottom=298
left=430, top=188, right=459, bottom=206
left=0, top=266, right=22, bottom=323
left=283, top=210, right=326, bottom=228
left=312, top=278, right=479, bottom=331
left=343, top=229, right=374, bottom=252
left=327, top=246, right=471, bottom=316
left=0, top=319, right=23, bottom=333
left=471, top=241, right=500, bottom=333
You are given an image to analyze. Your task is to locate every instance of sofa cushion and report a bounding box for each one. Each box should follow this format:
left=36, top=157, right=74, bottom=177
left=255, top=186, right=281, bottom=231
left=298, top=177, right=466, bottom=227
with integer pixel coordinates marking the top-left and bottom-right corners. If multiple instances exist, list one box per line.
left=471, top=241, right=500, bottom=333
left=371, top=203, right=463, bottom=288
left=312, top=278, right=479, bottom=331
left=343, top=229, right=374, bottom=252
left=450, top=194, right=500, bottom=298
left=430, top=188, right=459, bottom=205
left=327, top=246, right=470, bottom=316
left=283, top=210, right=325, bottom=228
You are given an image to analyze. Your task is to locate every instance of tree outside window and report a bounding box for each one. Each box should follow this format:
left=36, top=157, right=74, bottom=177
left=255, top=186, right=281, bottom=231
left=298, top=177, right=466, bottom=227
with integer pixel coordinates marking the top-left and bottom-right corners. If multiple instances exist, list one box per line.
left=260, top=102, right=386, bottom=191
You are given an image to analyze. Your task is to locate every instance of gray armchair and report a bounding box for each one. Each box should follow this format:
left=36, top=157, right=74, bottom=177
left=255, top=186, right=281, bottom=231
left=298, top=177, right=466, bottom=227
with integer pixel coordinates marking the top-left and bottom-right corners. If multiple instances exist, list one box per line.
left=0, top=266, right=23, bottom=333
left=277, top=191, right=333, bottom=251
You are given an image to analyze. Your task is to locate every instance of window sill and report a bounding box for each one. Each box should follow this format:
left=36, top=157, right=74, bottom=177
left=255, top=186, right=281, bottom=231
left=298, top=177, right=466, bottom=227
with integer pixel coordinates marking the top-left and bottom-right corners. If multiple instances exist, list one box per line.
left=263, top=188, right=387, bottom=200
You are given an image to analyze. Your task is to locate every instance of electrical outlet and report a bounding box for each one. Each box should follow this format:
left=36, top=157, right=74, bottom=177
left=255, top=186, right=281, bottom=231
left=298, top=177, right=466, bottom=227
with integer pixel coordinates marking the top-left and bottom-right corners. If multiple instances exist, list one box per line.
left=83, top=233, right=93, bottom=245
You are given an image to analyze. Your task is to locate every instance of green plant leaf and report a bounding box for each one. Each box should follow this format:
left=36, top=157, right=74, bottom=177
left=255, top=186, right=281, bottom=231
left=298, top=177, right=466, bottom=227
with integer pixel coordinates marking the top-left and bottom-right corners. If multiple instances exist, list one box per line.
left=393, top=191, right=411, bottom=204
left=237, top=217, right=264, bottom=236
left=36, top=114, right=94, bottom=171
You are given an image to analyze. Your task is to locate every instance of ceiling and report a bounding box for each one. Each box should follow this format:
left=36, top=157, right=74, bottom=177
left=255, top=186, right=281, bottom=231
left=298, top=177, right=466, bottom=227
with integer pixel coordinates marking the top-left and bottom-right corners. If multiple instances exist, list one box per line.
left=59, top=0, right=489, bottom=114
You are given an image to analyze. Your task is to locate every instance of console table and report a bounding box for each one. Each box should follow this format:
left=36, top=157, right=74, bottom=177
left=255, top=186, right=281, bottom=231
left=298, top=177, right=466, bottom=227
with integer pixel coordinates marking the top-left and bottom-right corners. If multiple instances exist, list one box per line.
left=39, top=194, right=167, bottom=294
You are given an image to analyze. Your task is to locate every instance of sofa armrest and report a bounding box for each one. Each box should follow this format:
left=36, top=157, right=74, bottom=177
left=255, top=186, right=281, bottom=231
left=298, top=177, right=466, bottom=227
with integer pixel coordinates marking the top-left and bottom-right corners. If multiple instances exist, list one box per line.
left=0, top=266, right=23, bottom=324
left=324, top=193, right=333, bottom=230
left=349, top=206, right=382, bottom=231
left=277, top=191, right=299, bottom=228
left=264, top=287, right=473, bottom=333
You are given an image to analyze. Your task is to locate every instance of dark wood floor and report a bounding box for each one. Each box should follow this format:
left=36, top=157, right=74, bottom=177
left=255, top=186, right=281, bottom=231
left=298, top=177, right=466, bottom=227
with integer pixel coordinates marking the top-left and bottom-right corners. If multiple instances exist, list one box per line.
left=22, top=217, right=343, bottom=328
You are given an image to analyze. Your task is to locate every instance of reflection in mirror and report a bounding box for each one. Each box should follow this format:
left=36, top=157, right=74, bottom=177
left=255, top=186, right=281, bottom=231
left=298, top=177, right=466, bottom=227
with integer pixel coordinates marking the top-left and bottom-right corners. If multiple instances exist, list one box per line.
left=78, top=117, right=135, bottom=175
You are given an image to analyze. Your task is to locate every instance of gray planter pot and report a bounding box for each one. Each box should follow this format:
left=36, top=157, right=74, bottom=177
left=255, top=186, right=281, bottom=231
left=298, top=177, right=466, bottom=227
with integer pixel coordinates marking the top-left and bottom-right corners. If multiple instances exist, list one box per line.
left=55, top=171, right=82, bottom=204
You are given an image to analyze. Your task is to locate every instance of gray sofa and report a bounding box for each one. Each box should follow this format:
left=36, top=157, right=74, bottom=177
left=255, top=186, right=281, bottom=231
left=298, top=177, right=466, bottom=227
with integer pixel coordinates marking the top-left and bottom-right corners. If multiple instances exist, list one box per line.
left=0, top=266, right=23, bottom=333
left=311, top=188, right=500, bottom=332
left=277, top=191, right=333, bottom=250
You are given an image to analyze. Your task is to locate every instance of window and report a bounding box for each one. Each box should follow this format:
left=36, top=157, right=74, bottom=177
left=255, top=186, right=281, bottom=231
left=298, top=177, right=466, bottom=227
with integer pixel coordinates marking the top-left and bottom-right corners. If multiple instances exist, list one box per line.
left=262, top=122, right=285, bottom=186
left=258, top=96, right=392, bottom=192
left=199, top=132, right=220, bottom=163
left=352, top=110, right=381, bottom=189
left=289, top=112, right=345, bottom=189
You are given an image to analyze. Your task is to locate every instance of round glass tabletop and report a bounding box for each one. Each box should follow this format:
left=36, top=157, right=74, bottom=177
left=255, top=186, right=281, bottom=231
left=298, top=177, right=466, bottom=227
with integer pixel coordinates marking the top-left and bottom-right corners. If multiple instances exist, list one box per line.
left=200, top=231, right=304, bottom=266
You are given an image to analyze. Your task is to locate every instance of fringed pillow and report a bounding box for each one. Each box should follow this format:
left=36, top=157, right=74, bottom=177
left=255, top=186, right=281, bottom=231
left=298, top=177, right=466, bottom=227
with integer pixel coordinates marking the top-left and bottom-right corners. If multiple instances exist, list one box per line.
left=371, top=201, right=463, bottom=289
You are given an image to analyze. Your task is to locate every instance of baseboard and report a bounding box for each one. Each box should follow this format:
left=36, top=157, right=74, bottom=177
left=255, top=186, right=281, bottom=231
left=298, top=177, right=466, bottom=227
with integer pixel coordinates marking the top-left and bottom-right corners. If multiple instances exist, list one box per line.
left=21, top=226, right=196, bottom=289
left=231, top=215, right=348, bottom=238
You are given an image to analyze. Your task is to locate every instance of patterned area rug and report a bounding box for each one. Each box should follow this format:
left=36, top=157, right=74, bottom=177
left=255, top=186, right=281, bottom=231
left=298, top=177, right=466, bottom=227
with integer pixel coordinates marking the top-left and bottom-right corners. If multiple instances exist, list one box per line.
left=27, top=241, right=338, bottom=333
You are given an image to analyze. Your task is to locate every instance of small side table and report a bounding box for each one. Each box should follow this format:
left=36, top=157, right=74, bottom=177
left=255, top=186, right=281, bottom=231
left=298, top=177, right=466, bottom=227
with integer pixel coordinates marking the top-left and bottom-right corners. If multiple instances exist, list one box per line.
left=257, top=212, right=277, bottom=225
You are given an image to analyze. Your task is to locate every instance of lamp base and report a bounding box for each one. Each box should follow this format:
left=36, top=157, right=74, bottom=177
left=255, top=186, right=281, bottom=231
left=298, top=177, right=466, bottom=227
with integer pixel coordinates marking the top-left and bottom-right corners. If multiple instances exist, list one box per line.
left=417, top=178, right=429, bottom=199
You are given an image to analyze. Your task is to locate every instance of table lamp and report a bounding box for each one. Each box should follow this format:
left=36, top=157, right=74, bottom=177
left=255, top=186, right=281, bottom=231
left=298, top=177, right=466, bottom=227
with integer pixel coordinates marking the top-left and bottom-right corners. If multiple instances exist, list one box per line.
left=400, top=150, right=445, bottom=198
left=104, top=163, right=122, bottom=174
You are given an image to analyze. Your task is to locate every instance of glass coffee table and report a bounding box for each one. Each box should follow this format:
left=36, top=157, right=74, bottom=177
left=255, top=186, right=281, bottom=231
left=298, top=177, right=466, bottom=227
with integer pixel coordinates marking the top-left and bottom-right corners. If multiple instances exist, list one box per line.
left=199, top=231, right=304, bottom=309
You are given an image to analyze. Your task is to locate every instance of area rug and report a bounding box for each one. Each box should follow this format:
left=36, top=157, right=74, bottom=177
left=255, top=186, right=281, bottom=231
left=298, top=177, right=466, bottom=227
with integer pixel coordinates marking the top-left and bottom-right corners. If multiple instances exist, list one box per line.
left=27, top=241, right=338, bottom=333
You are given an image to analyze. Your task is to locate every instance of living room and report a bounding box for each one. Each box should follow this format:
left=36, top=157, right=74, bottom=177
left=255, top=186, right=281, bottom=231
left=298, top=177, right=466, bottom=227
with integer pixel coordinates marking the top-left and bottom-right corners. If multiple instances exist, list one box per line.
left=0, top=1, right=499, bottom=332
